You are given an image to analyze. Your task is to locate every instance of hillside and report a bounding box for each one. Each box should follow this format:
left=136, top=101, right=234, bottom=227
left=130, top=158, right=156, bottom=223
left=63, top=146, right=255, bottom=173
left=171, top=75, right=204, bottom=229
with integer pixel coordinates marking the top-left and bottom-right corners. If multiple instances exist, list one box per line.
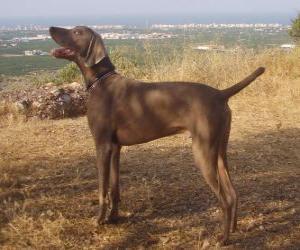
left=0, top=48, right=299, bottom=249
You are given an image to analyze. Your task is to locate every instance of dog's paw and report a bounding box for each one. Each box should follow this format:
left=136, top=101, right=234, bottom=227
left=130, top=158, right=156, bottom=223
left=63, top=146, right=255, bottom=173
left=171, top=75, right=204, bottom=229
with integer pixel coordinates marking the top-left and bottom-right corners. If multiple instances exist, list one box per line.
left=107, top=211, right=133, bottom=225
left=107, top=215, right=120, bottom=224
left=97, top=219, right=106, bottom=226
left=96, top=214, right=107, bottom=226
left=91, top=216, right=105, bottom=227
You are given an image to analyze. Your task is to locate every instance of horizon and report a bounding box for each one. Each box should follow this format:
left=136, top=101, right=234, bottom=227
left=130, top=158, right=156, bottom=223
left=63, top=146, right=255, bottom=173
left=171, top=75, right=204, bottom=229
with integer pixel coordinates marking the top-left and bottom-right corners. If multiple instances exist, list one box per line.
left=0, top=12, right=297, bottom=27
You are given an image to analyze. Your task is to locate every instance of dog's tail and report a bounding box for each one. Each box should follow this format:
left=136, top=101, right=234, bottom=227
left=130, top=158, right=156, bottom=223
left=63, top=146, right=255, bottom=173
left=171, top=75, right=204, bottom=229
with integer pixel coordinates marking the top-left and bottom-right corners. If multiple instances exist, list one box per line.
left=221, top=67, right=265, bottom=99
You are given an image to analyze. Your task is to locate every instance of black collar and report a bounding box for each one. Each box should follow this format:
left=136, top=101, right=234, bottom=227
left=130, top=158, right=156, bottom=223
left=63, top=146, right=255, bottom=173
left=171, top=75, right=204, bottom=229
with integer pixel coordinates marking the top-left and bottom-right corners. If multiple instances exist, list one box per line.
left=86, top=70, right=116, bottom=92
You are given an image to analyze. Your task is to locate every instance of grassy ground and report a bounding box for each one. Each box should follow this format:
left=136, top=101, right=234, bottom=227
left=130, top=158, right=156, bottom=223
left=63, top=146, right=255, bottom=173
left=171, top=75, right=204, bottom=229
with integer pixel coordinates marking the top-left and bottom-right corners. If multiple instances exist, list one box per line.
left=0, top=48, right=300, bottom=249
left=0, top=98, right=299, bottom=249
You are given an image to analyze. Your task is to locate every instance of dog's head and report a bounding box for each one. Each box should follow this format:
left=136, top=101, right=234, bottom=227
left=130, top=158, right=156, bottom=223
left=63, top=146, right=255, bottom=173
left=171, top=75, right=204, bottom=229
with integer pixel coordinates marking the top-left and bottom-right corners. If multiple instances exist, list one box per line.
left=49, top=26, right=107, bottom=67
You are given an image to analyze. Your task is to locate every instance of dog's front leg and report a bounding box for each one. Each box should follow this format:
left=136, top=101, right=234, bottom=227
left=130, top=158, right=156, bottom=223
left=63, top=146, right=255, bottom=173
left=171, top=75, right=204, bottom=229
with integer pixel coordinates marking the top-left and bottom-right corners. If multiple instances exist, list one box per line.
left=96, top=142, right=112, bottom=225
left=108, top=143, right=121, bottom=223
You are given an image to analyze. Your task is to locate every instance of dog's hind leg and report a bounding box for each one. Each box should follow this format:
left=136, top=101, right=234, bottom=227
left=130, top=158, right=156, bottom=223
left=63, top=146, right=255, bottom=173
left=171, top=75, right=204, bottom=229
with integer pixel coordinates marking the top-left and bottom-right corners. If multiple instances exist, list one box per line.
left=192, top=133, right=231, bottom=245
left=218, top=109, right=238, bottom=232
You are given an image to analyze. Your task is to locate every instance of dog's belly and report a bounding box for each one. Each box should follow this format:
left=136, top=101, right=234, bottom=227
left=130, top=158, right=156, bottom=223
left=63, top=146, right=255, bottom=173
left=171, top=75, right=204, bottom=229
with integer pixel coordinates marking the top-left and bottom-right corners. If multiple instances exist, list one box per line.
left=116, top=125, right=186, bottom=146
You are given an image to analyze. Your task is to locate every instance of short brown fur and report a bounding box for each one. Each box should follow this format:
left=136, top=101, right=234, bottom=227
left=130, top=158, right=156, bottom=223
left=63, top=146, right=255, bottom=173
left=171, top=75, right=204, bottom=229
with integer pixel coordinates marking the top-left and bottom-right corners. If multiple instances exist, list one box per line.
left=49, top=26, right=265, bottom=245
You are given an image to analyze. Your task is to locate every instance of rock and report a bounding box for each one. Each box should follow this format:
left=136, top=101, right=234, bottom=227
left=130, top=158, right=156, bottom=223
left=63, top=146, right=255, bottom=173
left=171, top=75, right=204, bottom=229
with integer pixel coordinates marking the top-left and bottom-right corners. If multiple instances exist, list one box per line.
left=45, top=82, right=55, bottom=87
left=1, top=82, right=87, bottom=120
left=50, top=88, right=64, bottom=97
left=15, top=100, right=31, bottom=112
left=32, top=101, right=42, bottom=108
left=57, top=93, right=72, bottom=105
left=68, top=82, right=81, bottom=89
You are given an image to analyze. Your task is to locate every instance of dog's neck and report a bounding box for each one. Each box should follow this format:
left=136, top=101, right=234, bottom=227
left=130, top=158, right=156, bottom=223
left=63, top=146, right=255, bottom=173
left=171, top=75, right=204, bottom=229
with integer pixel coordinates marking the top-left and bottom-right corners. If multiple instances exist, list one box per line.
left=75, top=56, right=116, bottom=90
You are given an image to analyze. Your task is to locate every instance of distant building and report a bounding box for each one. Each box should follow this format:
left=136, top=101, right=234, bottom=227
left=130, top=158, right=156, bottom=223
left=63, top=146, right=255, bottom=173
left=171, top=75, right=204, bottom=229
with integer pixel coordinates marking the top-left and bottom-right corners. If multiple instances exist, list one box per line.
left=24, top=50, right=48, bottom=56
left=195, top=45, right=212, bottom=51
left=24, top=50, right=34, bottom=56
left=194, top=45, right=225, bottom=52
left=280, top=44, right=296, bottom=50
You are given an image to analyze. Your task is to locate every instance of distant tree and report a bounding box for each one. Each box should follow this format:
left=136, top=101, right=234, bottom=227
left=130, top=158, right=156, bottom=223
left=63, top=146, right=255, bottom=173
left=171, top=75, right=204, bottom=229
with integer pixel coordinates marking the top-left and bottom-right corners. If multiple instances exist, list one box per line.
left=289, top=13, right=300, bottom=41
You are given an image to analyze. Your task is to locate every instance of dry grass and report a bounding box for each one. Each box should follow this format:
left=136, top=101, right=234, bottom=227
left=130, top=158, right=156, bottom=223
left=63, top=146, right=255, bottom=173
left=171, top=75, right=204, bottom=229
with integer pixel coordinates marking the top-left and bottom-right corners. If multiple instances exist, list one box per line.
left=116, top=46, right=300, bottom=113
left=0, top=102, right=27, bottom=128
left=0, top=49, right=300, bottom=249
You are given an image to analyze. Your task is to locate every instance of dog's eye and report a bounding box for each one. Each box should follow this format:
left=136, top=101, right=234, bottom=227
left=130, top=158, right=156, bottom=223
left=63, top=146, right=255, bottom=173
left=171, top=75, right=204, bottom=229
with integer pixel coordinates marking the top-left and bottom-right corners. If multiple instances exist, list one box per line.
left=74, top=31, right=81, bottom=35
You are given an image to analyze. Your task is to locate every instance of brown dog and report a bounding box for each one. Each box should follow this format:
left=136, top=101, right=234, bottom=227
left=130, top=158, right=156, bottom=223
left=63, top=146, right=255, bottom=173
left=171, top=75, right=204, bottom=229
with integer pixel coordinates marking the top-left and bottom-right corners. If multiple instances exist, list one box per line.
left=49, top=26, right=265, bottom=245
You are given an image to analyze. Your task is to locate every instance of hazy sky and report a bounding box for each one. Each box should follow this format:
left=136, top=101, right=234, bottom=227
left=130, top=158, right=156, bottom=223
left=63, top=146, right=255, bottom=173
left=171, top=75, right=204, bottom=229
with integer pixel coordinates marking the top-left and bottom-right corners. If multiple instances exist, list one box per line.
left=1, top=0, right=300, bottom=17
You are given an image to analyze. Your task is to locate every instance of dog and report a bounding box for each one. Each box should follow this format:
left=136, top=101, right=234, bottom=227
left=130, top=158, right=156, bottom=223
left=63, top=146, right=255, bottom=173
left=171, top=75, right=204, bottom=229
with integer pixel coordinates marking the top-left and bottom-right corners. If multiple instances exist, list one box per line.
left=49, top=26, right=265, bottom=245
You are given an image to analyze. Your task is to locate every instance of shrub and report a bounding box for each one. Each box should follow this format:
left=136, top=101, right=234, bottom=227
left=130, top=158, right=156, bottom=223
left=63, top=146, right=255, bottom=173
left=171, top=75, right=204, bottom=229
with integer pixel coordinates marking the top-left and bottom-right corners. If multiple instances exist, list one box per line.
left=110, top=47, right=142, bottom=78
left=289, top=13, right=300, bottom=41
left=56, top=63, right=81, bottom=84
left=32, top=63, right=81, bottom=86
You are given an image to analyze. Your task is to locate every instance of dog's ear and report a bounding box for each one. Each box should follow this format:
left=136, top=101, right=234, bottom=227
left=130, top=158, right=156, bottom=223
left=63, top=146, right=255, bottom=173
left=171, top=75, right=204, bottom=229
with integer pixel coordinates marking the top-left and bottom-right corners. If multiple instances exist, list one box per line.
left=84, top=33, right=107, bottom=67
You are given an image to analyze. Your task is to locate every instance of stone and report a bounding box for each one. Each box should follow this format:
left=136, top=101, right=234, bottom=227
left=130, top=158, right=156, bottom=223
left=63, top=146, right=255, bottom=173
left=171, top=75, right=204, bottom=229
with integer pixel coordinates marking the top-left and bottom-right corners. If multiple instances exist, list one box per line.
left=1, top=82, right=87, bottom=120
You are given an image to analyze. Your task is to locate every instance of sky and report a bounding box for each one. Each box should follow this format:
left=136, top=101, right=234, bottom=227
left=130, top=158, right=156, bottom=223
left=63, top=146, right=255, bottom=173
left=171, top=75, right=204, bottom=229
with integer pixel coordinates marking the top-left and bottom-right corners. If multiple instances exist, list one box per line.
left=1, top=0, right=300, bottom=18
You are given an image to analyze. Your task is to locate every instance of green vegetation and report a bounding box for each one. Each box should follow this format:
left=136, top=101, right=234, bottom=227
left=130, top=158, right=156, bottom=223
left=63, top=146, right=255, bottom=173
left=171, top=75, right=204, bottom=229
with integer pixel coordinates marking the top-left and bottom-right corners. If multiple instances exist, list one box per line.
left=0, top=56, right=67, bottom=76
left=32, top=63, right=81, bottom=87
left=56, top=63, right=81, bottom=84
left=289, top=13, right=300, bottom=41
left=0, top=39, right=56, bottom=55
left=0, top=39, right=68, bottom=76
left=0, top=28, right=293, bottom=77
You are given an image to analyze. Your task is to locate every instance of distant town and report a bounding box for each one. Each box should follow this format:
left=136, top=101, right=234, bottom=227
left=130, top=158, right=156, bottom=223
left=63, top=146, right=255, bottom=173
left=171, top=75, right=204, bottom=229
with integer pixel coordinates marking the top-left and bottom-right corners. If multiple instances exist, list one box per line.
left=0, top=23, right=293, bottom=51
left=152, top=23, right=290, bottom=30
left=0, top=22, right=296, bottom=75
left=0, top=23, right=296, bottom=58
left=0, top=23, right=291, bottom=31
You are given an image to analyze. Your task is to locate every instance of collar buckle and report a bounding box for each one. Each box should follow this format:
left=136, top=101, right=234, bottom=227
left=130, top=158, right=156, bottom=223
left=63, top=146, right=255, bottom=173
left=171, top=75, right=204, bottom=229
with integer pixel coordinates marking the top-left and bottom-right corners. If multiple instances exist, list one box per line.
left=87, top=71, right=116, bottom=92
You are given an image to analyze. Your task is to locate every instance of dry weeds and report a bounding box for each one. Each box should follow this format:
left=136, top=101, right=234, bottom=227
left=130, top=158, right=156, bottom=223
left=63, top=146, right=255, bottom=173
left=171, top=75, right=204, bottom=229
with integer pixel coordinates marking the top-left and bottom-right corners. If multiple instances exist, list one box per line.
left=0, top=101, right=26, bottom=128
left=0, top=49, right=300, bottom=249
